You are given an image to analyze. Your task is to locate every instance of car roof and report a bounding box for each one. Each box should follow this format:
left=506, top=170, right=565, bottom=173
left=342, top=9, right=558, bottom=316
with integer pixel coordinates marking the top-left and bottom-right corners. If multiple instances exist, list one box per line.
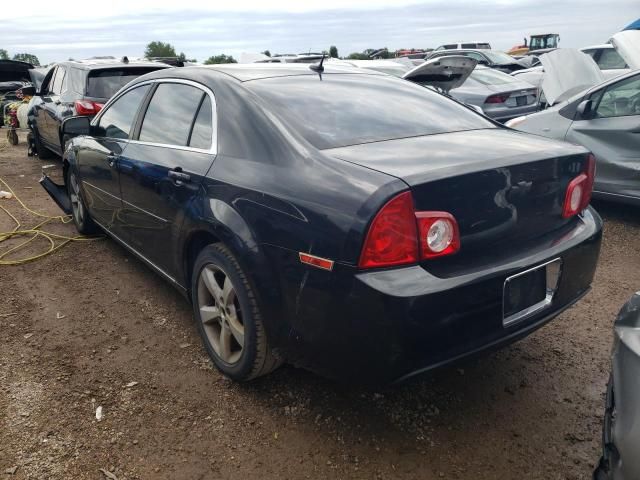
left=184, top=63, right=376, bottom=82
left=58, top=59, right=171, bottom=70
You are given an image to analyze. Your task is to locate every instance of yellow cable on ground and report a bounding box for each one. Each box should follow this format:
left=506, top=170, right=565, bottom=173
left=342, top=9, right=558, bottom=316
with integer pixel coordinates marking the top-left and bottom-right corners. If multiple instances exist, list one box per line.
left=0, top=141, right=103, bottom=265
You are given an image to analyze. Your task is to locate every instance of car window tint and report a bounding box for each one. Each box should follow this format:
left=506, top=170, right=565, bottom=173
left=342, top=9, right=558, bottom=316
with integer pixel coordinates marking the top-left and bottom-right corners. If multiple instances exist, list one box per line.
left=247, top=74, right=495, bottom=149
left=86, top=67, right=163, bottom=99
left=95, top=85, right=150, bottom=139
left=461, top=43, right=476, bottom=49
left=188, top=96, right=213, bottom=149
left=595, top=75, right=640, bottom=119
left=139, top=83, right=204, bottom=146
left=468, top=68, right=518, bottom=85
left=597, top=49, right=628, bottom=70
left=582, top=49, right=597, bottom=59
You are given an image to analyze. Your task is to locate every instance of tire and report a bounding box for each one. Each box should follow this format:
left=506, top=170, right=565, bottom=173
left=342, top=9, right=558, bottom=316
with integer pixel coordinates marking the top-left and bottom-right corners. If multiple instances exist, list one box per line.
left=66, top=169, right=98, bottom=235
left=33, top=128, right=54, bottom=159
left=191, top=244, right=282, bottom=381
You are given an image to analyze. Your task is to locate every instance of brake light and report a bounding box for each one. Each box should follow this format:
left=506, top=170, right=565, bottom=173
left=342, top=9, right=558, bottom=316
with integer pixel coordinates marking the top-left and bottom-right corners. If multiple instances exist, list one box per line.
left=359, top=192, right=461, bottom=268
left=74, top=100, right=104, bottom=116
left=359, top=192, right=418, bottom=268
left=485, top=93, right=510, bottom=104
left=562, top=154, right=596, bottom=218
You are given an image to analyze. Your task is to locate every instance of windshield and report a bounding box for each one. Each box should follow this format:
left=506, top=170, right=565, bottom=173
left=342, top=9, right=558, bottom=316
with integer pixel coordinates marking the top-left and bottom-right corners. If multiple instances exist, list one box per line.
left=246, top=74, right=495, bottom=149
left=468, top=68, right=520, bottom=85
left=483, top=51, right=519, bottom=65
left=86, top=67, right=162, bottom=99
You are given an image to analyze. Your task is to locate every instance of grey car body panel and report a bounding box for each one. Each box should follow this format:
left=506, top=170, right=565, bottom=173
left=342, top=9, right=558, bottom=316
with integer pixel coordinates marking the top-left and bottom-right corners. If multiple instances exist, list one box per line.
left=510, top=69, right=640, bottom=204
left=596, top=292, right=640, bottom=479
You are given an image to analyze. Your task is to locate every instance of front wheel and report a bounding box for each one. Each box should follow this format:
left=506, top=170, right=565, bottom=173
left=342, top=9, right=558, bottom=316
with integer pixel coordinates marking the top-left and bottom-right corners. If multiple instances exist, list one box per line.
left=192, top=244, right=282, bottom=381
left=67, top=169, right=98, bottom=235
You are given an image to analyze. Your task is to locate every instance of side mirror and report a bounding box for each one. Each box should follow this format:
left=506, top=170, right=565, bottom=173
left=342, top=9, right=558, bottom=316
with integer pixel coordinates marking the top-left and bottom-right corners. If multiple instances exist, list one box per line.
left=478, top=59, right=489, bottom=65
left=576, top=99, right=594, bottom=119
left=62, top=116, right=91, bottom=137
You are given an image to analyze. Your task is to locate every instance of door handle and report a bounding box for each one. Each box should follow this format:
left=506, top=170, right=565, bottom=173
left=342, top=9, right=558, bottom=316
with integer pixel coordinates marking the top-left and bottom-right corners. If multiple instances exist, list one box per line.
left=168, top=169, right=191, bottom=184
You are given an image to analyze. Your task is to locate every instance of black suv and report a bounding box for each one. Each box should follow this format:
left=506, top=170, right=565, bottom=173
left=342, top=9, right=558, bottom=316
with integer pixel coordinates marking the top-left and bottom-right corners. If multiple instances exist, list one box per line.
left=28, top=58, right=170, bottom=158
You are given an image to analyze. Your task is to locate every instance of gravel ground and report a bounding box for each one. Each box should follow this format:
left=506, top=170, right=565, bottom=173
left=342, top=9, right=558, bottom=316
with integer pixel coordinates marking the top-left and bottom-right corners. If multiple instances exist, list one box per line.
left=1, top=135, right=639, bottom=480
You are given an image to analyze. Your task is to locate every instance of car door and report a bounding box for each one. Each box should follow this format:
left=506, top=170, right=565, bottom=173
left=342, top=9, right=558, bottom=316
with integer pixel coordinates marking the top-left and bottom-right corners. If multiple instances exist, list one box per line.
left=117, top=80, right=216, bottom=279
left=76, top=84, right=151, bottom=232
left=566, top=73, right=640, bottom=198
left=41, top=65, right=67, bottom=149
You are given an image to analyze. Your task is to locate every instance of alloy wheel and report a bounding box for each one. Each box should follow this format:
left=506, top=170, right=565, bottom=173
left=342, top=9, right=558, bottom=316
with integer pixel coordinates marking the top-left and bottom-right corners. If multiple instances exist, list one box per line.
left=69, top=172, right=84, bottom=225
left=197, top=264, right=245, bottom=364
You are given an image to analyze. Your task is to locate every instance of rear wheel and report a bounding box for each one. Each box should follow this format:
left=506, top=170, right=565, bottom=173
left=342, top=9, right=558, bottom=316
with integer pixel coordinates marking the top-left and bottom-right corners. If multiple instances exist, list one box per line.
left=192, top=244, right=282, bottom=381
left=33, top=128, right=54, bottom=159
left=67, top=169, right=98, bottom=235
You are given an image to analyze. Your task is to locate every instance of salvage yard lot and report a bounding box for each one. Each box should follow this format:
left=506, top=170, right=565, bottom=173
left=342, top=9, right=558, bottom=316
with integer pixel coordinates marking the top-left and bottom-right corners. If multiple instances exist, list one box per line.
left=0, top=136, right=639, bottom=480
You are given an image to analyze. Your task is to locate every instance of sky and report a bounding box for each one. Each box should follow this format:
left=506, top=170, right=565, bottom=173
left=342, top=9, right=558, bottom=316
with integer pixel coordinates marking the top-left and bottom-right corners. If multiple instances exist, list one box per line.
left=2, top=0, right=637, bottom=64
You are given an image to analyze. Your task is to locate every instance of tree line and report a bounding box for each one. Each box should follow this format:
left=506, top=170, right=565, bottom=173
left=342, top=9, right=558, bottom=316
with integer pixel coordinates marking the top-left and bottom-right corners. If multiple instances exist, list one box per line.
left=0, top=49, right=40, bottom=66
left=0, top=42, right=399, bottom=69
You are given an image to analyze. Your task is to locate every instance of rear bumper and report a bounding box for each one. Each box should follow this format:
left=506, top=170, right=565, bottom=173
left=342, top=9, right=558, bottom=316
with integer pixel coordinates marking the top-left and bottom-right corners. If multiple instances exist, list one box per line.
left=268, top=207, right=602, bottom=384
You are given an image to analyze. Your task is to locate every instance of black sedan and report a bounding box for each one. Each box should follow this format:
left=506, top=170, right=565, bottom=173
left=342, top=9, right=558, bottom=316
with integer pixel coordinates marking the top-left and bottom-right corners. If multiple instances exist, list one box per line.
left=42, top=64, right=602, bottom=384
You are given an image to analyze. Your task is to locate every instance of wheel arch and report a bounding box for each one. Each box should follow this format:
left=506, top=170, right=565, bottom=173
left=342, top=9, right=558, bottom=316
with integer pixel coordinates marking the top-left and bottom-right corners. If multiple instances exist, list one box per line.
left=180, top=209, right=287, bottom=347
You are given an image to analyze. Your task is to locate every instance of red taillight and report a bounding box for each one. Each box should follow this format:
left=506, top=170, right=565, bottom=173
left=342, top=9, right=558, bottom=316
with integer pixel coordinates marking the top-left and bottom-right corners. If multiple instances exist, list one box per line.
left=74, top=100, right=103, bottom=116
left=359, top=192, right=460, bottom=269
left=415, top=212, right=460, bottom=259
left=359, top=192, right=418, bottom=269
left=562, top=154, right=596, bottom=218
left=485, top=93, right=510, bottom=104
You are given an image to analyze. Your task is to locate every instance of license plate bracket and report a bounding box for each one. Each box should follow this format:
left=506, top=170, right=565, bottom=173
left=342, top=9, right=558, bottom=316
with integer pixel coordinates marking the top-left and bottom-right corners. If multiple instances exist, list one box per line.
left=503, top=258, right=562, bottom=327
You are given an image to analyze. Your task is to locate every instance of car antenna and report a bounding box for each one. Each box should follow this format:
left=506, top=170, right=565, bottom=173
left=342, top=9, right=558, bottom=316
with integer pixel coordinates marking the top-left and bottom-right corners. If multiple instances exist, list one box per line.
left=309, top=54, right=325, bottom=77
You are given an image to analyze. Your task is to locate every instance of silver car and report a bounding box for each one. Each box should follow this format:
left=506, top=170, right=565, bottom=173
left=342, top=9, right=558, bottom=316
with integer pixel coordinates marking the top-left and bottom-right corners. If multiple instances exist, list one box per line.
left=507, top=33, right=640, bottom=205
left=334, top=57, right=539, bottom=122
left=594, top=293, right=640, bottom=480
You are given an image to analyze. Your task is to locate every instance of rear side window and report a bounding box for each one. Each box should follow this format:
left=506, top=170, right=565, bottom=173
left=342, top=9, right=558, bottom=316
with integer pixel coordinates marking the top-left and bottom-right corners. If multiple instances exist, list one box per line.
left=86, top=68, right=162, bottom=99
left=139, top=83, right=206, bottom=146
left=188, top=96, right=213, bottom=149
left=461, top=43, right=476, bottom=49
left=95, top=85, right=150, bottom=139
left=247, top=74, right=495, bottom=149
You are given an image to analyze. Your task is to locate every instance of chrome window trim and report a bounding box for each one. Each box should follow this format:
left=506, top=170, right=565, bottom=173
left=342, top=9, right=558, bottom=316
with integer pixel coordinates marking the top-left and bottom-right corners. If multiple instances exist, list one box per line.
left=91, top=78, right=218, bottom=155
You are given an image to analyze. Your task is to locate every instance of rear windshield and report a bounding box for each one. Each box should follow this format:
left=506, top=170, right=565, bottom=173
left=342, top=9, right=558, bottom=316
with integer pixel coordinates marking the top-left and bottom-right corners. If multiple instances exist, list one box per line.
left=246, top=74, right=495, bottom=149
left=483, top=51, right=519, bottom=65
left=468, top=68, right=520, bottom=85
left=86, top=67, right=162, bottom=99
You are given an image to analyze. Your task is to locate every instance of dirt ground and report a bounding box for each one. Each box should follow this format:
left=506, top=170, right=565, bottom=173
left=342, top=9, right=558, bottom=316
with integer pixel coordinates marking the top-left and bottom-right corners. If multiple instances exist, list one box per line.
left=0, top=134, right=639, bottom=480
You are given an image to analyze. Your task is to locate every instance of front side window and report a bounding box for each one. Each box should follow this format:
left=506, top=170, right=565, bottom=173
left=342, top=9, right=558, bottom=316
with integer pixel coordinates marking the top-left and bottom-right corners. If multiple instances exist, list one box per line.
left=94, top=84, right=150, bottom=139
left=138, top=83, right=205, bottom=146
left=594, top=74, right=640, bottom=119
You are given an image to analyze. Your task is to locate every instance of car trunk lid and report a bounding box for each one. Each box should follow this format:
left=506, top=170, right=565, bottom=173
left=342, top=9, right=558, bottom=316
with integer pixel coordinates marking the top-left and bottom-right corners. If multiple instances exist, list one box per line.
left=402, top=55, right=477, bottom=94
left=326, top=129, right=591, bottom=267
